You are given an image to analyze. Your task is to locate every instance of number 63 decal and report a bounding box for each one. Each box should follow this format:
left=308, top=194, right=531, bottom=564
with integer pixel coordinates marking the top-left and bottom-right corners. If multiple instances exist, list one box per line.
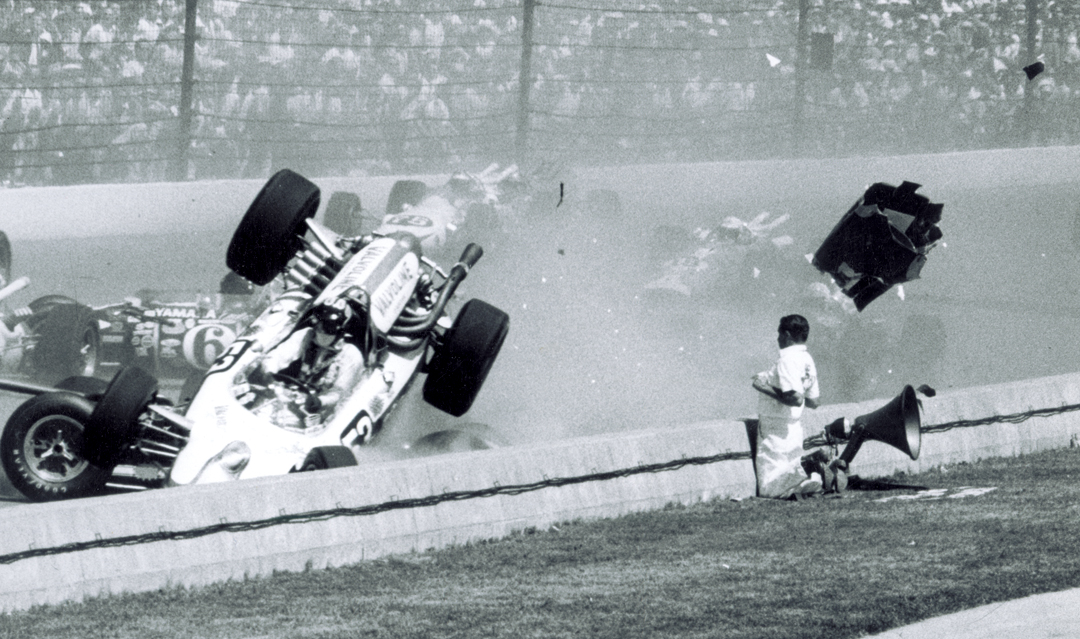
left=206, top=338, right=251, bottom=375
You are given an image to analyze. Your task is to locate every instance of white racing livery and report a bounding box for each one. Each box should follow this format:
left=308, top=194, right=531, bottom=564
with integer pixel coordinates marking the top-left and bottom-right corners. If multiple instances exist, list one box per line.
left=0, top=169, right=510, bottom=501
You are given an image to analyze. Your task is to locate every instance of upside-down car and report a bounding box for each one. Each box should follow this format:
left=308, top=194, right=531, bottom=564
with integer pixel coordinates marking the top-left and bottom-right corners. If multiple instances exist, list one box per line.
left=0, top=169, right=510, bottom=501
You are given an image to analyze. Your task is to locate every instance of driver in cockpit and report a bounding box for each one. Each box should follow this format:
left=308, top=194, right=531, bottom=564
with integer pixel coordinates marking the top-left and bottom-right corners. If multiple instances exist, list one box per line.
left=245, top=298, right=366, bottom=428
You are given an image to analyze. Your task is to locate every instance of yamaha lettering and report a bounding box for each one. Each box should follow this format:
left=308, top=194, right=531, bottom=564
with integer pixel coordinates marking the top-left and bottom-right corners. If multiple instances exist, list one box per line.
left=146, top=307, right=198, bottom=319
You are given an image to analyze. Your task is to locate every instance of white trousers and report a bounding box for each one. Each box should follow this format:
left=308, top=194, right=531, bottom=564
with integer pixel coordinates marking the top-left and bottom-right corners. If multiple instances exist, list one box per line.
left=755, top=415, right=809, bottom=498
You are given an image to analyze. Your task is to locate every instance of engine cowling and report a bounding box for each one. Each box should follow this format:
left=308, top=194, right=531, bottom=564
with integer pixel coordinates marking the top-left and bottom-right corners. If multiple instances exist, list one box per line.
left=314, top=233, right=422, bottom=333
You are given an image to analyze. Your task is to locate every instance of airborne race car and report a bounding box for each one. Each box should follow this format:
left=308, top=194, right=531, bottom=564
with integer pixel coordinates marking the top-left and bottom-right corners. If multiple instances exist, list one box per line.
left=0, top=169, right=509, bottom=501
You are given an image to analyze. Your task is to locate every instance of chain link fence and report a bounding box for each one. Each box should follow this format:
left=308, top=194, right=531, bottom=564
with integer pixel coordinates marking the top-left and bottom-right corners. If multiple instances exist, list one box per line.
left=0, top=0, right=1076, bottom=186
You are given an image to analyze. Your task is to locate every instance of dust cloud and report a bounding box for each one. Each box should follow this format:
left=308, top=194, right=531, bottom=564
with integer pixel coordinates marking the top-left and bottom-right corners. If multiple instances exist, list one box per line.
left=5, top=167, right=1080, bottom=449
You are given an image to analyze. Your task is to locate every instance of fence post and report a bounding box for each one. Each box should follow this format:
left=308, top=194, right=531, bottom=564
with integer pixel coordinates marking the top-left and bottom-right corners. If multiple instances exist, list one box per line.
left=792, top=0, right=810, bottom=157
left=516, top=0, right=536, bottom=165
left=1021, top=0, right=1039, bottom=146
left=172, top=0, right=198, bottom=182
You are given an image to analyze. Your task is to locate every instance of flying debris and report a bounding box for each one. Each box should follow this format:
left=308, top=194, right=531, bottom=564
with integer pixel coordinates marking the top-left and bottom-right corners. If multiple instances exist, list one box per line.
left=812, top=181, right=944, bottom=311
left=766, top=53, right=781, bottom=67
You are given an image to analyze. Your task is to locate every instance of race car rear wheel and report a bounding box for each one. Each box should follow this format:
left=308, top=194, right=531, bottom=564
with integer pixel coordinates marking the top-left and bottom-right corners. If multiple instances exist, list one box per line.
left=227, top=169, right=320, bottom=286
left=0, top=231, right=10, bottom=285
left=0, top=391, right=109, bottom=501
left=322, top=191, right=364, bottom=237
left=299, top=446, right=358, bottom=471
left=81, top=366, right=158, bottom=469
left=55, top=375, right=109, bottom=400
left=27, top=303, right=100, bottom=384
left=385, top=179, right=428, bottom=216
left=27, top=294, right=78, bottom=314
left=423, top=299, right=510, bottom=417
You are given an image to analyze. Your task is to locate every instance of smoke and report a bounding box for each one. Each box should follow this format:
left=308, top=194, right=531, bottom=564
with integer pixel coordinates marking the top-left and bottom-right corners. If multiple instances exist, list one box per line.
left=5, top=165, right=1080, bottom=451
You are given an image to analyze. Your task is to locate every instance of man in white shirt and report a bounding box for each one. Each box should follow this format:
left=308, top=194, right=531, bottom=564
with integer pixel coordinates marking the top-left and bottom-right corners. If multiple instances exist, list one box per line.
left=752, top=314, right=823, bottom=499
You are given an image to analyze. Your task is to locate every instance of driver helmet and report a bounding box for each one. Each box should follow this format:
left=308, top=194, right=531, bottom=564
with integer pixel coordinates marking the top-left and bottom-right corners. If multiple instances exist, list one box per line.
left=447, top=172, right=480, bottom=198
left=312, top=299, right=351, bottom=348
left=220, top=271, right=255, bottom=295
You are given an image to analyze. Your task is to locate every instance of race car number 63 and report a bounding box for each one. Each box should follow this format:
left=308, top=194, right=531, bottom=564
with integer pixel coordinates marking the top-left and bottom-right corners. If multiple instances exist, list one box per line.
left=183, top=324, right=240, bottom=370
left=203, top=334, right=250, bottom=374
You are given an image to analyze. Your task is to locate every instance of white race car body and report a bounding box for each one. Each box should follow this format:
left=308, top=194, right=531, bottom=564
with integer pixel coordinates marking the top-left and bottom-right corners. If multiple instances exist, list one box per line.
left=171, top=234, right=426, bottom=485
left=0, top=169, right=510, bottom=502
left=378, top=195, right=461, bottom=256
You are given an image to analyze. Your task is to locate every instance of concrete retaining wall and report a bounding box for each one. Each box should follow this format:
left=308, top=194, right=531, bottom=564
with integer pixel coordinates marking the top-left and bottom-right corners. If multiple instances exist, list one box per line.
left=3, top=144, right=1077, bottom=241
left=2, top=371, right=1080, bottom=611
left=804, top=373, right=1080, bottom=479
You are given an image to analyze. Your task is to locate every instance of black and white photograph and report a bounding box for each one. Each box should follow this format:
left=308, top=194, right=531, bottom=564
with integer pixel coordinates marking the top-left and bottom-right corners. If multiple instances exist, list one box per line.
left=0, top=0, right=1077, bottom=636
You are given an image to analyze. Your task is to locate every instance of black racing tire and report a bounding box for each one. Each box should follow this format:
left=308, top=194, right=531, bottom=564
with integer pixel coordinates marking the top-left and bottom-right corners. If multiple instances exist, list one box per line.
left=27, top=294, right=78, bottom=315
left=385, top=179, right=428, bottom=216
left=81, top=366, right=158, bottom=469
left=0, top=391, right=110, bottom=501
left=461, top=203, right=502, bottom=251
left=323, top=191, right=364, bottom=237
left=28, top=303, right=100, bottom=384
left=299, top=445, right=358, bottom=471
left=55, top=375, right=109, bottom=400
left=178, top=372, right=205, bottom=409
left=227, top=169, right=321, bottom=286
left=0, top=230, right=10, bottom=285
left=423, top=299, right=510, bottom=417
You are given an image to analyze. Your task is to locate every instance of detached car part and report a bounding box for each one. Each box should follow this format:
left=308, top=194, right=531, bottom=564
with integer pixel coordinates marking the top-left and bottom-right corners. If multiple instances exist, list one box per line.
left=812, top=181, right=943, bottom=311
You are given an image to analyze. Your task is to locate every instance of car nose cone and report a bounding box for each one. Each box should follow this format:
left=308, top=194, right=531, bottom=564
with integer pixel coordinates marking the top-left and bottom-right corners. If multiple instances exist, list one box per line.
left=192, top=440, right=251, bottom=484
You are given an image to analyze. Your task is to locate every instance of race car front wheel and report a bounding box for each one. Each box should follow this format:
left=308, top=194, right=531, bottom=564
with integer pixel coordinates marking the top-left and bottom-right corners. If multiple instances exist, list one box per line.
left=298, top=446, right=358, bottom=471
left=0, top=391, right=110, bottom=501
left=322, top=191, right=364, bottom=237
left=81, top=366, right=158, bottom=469
left=423, top=299, right=510, bottom=417
left=227, top=169, right=321, bottom=286
left=385, top=179, right=428, bottom=216
left=27, top=302, right=100, bottom=384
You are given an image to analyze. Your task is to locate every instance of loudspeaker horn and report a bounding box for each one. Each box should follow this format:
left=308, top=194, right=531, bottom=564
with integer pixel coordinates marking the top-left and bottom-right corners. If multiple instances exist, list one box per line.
left=838, top=384, right=921, bottom=464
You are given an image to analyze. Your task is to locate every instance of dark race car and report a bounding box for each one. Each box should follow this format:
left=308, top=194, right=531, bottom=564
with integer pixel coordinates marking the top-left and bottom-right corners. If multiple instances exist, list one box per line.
left=812, top=181, right=944, bottom=311
left=0, top=230, right=269, bottom=386
left=0, top=231, right=105, bottom=385
left=96, top=272, right=270, bottom=382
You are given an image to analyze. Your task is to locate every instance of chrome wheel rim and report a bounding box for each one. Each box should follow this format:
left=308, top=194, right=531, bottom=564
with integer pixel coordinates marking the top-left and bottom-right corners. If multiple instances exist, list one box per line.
left=23, top=415, right=89, bottom=483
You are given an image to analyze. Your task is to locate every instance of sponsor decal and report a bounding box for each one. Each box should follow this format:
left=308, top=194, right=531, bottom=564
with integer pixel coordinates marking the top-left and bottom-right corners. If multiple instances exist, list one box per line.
left=370, top=254, right=419, bottom=332
left=146, top=307, right=199, bottom=319
left=386, top=214, right=434, bottom=228
left=206, top=338, right=250, bottom=374
left=182, top=324, right=238, bottom=370
left=161, top=338, right=181, bottom=348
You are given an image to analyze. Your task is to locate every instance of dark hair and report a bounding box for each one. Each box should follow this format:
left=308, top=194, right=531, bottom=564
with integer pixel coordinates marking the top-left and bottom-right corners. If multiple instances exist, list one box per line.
left=779, top=314, right=810, bottom=343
